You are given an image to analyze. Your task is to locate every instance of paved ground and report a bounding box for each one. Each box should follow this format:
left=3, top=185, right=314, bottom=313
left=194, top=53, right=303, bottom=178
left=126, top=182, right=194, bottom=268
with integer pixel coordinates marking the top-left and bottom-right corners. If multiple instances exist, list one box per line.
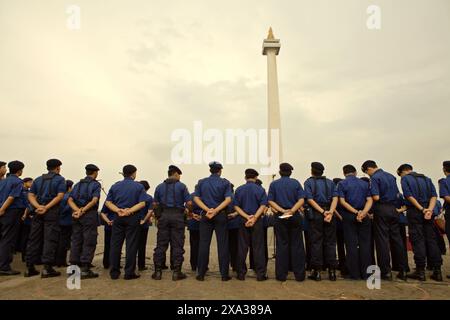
left=0, top=228, right=449, bottom=300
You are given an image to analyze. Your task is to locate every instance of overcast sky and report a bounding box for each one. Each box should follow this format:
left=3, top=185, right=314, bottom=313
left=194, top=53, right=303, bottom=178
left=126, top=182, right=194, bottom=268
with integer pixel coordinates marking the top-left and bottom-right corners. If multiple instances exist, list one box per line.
left=0, top=0, right=449, bottom=198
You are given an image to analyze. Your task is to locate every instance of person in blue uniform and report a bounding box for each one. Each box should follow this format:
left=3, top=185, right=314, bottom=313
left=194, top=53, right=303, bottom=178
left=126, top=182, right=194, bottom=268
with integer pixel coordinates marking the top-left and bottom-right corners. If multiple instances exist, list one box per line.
left=0, top=161, right=6, bottom=181
left=105, top=164, right=147, bottom=280
left=333, top=177, right=348, bottom=277
left=187, top=191, right=202, bottom=271
left=25, top=159, right=66, bottom=278
left=99, top=203, right=116, bottom=269
left=137, top=180, right=153, bottom=271
left=397, top=164, right=442, bottom=281
left=152, top=165, right=190, bottom=281
left=268, top=162, right=306, bottom=282
left=19, top=177, right=34, bottom=262
left=55, top=180, right=73, bottom=267
left=391, top=194, right=410, bottom=273
left=194, top=161, right=233, bottom=281
left=234, top=169, right=268, bottom=281
left=438, top=160, right=450, bottom=279
left=68, top=164, right=101, bottom=279
left=304, top=162, right=338, bottom=281
left=337, top=165, right=373, bottom=280
left=361, top=160, right=408, bottom=281
left=227, top=184, right=240, bottom=273
left=0, top=161, right=26, bottom=276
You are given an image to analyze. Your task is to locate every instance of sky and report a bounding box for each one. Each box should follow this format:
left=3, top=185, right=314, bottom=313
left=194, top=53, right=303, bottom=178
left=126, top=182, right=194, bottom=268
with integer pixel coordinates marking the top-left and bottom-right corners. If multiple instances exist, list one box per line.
left=0, top=0, right=449, bottom=198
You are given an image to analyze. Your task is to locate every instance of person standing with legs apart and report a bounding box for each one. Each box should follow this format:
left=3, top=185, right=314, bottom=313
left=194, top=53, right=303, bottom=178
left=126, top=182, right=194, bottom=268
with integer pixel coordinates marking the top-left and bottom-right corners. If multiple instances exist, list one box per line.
left=234, top=169, right=268, bottom=281
left=105, top=165, right=147, bottom=280
left=25, top=159, right=66, bottom=278
left=304, top=162, right=339, bottom=281
left=438, top=161, right=450, bottom=279
left=68, top=164, right=101, bottom=279
left=268, top=163, right=306, bottom=282
left=152, top=165, right=190, bottom=281
left=194, top=161, right=233, bottom=281
left=337, top=165, right=373, bottom=280
left=397, top=164, right=443, bottom=281
left=0, top=161, right=26, bottom=276
left=361, top=160, right=408, bottom=281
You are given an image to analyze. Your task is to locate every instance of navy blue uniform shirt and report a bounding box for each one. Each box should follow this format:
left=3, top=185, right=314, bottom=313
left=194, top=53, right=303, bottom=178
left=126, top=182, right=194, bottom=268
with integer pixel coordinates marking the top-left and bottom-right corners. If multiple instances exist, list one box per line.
left=139, top=193, right=154, bottom=229
left=106, top=177, right=147, bottom=209
left=69, top=176, right=101, bottom=208
left=0, top=175, right=26, bottom=209
left=194, top=174, right=233, bottom=209
left=369, top=169, right=400, bottom=203
left=401, top=172, right=437, bottom=207
left=59, top=193, right=73, bottom=226
left=438, top=176, right=450, bottom=210
left=337, top=175, right=371, bottom=210
left=30, top=172, right=66, bottom=205
left=100, top=203, right=115, bottom=231
left=154, top=179, right=190, bottom=209
left=268, top=176, right=305, bottom=209
left=187, top=193, right=201, bottom=231
left=304, top=176, right=338, bottom=205
left=234, top=181, right=268, bottom=214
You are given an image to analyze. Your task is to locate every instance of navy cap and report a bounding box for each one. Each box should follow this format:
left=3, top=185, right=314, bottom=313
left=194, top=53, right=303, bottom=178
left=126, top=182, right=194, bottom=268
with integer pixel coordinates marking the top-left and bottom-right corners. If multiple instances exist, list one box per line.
left=85, top=164, right=100, bottom=172
left=255, top=179, right=263, bottom=186
left=47, top=158, right=62, bottom=169
left=23, top=177, right=33, bottom=183
left=168, top=165, right=182, bottom=175
left=245, top=168, right=259, bottom=177
left=279, top=162, right=294, bottom=172
left=311, top=162, right=324, bottom=172
left=209, top=161, right=223, bottom=170
left=122, top=164, right=137, bottom=175
left=8, top=160, right=25, bottom=173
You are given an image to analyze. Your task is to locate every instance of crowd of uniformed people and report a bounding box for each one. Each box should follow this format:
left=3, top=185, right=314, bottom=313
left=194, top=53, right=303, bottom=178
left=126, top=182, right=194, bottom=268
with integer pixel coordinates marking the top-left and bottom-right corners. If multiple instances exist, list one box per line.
left=0, top=158, right=449, bottom=283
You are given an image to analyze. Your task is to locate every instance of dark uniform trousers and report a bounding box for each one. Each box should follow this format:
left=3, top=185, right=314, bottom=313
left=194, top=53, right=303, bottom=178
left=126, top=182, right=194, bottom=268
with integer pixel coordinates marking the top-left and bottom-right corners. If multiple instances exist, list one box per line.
left=110, top=213, right=140, bottom=277
left=153, top=208, right=185, bottom=268
left=372, top=203, right=407, bottom=275
left=70, top=210, right=98, bottom=265
left=237, top=218, right=266, bottom=278
left=103, top=228, right=112, bottom=269
left=197, top=211, right=229, bottom=277
left=407, top=207, right=442, bottom=268
left=273, top=212, right=305, bottom=280
left=309, top=209, right=338, bottom=270
left=137, top=225, right=149, bottom=269
left=228, top=228, right=239, bottom=271
left=189, top=230, right=200, bottom=270
left=55, top=225, right=72, bottom=266
left=249, top=227, right=269, bottom=270
left=26, top=206, right=60, bottom=266
left=341, top=210, right=372, bottom=279
left=0, top=208, right=22, bottom=271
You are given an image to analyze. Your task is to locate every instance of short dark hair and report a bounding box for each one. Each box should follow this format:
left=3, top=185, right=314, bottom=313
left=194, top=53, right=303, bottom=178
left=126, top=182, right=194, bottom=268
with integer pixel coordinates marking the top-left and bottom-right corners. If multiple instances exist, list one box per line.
left=140, top=180, right=150, bottom=191
left=333, top=178, right=342, bottom=185
left=311, top=168, right=323, bottom=176
left=86, top=170, right=95, bottom=176
left=361, top=160, right=377, bottom=172
left=66, top=180, right=74, bottom=191
left=397, top=164, right=413, bottom=176
left=443, top=161, right=450, bottom=173
left=279, top=170, right=291, bottom=177
left=210, top=167, right=221, bottom=174
left=343, top=164, right=357, bottom=175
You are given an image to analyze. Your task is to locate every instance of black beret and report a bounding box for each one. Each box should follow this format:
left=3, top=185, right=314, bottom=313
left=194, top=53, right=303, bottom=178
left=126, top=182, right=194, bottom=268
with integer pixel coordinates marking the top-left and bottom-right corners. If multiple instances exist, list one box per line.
left=85, top=164, right=100, bottom=171
left=443, top=161, right=450, bottom=171
left=8, top=160, right=25, bottom=173
left=23, top=177, right=33, bottom=183
left=245, top=168, right=259, bottom=177
left=0, top=161, right=6, bottom=167
left=168, top=165, right=182, bottom=175
left=209, top=161, right=223, bottom=170
left=122, top=164, right=137, bottom=175
left=46, top=158, right=62, bottom=169
left=311, top=162, right=324, bottom=172
left=139, top=180, right=150, bottom=191
left=279, top=162, right=294, bottom=172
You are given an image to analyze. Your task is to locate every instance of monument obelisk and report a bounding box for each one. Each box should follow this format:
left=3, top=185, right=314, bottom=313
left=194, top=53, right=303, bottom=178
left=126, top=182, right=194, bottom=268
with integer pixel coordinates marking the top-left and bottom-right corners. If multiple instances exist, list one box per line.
left=262, top=27, right=282, bottom=181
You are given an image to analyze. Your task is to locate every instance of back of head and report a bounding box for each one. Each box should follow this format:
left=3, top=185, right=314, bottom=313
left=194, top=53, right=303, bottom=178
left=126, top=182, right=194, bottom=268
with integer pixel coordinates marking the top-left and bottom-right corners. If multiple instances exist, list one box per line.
left=361, top=160, right=377, bottom=173
left=343, top=164, right=357, bottom=176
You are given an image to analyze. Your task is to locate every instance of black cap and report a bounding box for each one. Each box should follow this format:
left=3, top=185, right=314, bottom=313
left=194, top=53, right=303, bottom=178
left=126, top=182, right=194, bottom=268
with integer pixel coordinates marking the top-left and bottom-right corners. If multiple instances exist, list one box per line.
left=66, top=180, right=74, bottom=188
left=311, top=162, right=325, bottom=172
left=0, top=161, right=6, bottom=167
left=8, top=160, right=25, bottom=173
left=168, top=165, right=182, bottom=175
left=255, top=179, right=263, bottom=186
left=245, top=168, right=259, bottom=177
left=122, top=164, right=137, bottom=176
left=23, top=177, right=33, bottom=183
left=443, top=161, right=450, bottom=171
left=139, top=180, right=150, bottom=191
left=279, top=162, right=294, bottom=172
left=85, top=164, right=100, bottom=172
left=209, top=161, right=223, bottom=170
left=47, top=159, right=62, bottom=170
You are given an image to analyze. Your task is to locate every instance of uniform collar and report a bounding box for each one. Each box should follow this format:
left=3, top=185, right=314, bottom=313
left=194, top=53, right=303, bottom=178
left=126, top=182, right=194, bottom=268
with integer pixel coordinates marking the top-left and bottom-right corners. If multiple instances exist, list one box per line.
left=209, top=174, right=220, bottom=178
left=372, top=169, right=384, bottom=176
left=124, top=177, right=134, bottom=181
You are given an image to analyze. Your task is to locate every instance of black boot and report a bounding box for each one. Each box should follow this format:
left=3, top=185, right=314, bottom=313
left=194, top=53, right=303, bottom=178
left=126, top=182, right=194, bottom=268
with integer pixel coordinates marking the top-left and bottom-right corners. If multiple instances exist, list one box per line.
left=41, top=265, right=61, bottom=278
left=24, top=265, right=39, bottom=278
left=407, top=267, right=425, bottom=281
left=152, top=266, right=162, bottom=280
left=430, top=267, right=443, bottom=282
left=396, top=270, right=408, bottom=281
left=81, top=264, right=99, bottom=279
left=172, top=266, right=187, bottom=281
left=308, top=269, right=321, bottom=281
left=328, top=268, right=337, bottom=281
